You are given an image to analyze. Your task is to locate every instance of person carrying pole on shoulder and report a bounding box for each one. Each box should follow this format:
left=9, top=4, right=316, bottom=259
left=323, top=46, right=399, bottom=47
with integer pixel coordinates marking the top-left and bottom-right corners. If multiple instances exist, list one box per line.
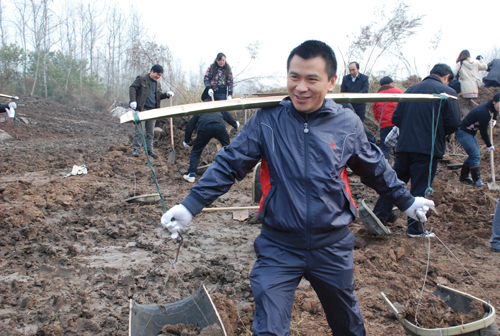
left=160, top=40, right=434, bottom=335
left=361, top=64, right=461, bottom=237
left=129, top=64, right=174, bottom=158
left=0, top=101, right=17, bottom=118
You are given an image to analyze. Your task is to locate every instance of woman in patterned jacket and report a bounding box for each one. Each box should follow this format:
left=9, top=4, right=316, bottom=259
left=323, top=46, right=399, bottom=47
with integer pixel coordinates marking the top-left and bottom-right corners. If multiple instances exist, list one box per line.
left=204, top=52, right=233, bottom=101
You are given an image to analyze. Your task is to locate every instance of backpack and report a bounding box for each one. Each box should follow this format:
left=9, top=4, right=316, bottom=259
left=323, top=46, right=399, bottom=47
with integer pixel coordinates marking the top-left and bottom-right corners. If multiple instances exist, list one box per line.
left=449, top=61, right=462, bottom=94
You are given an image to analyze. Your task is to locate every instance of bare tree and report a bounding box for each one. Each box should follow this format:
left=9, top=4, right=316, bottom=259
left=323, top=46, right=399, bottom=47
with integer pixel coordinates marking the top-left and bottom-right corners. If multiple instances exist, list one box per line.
left=342, top=1, right=423, bottom=79
left=0, top=0, right=5, bottom=44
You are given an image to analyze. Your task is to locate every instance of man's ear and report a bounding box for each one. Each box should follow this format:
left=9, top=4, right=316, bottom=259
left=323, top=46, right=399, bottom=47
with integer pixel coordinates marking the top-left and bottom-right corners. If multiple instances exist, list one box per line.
left=328, top=75, right=338, bottom=91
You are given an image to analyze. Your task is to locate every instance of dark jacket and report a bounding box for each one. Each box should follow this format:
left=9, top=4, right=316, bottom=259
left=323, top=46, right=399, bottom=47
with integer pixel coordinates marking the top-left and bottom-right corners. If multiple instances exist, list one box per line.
left=129, top=74, right=169, bottom=111
left=0, top=103, right=9, bottom=112
left=184, top=112, right=238, bottom=143
left=181, top=98, right=414, bottom=249
left=484, top=59, right=500, bottom=86
left=460, top=101, right=498, bottom=148
left=392, top=75, right=461, bottom=158
left=340, top=73, right=369, bottom=114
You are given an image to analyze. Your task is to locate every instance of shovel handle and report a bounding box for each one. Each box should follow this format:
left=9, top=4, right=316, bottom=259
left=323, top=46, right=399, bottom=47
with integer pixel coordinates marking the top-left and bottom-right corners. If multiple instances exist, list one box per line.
left=169, top=98, right=174, bottom=146
left=490, top=120, right=496, bottom=184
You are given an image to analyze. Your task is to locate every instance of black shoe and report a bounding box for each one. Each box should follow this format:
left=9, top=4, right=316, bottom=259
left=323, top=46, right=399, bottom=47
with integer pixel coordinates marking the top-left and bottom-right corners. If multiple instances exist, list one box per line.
left=470, top=167, right=485, bottom=187
left=147, top=150, right=158, bottom=158
left=386, top=207, right=401, bottom=223
left=459, top=163, right=474, bottom=184
left=493, top=248, right=500, bottom=253
left=133, top=149, right=139, bottom=157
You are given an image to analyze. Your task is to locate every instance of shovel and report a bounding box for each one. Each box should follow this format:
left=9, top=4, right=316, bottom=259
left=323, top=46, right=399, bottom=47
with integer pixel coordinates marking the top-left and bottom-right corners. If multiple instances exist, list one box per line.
left=167, top=98, right=175, bottom=164
left=487, top=120, right=500, bottom=190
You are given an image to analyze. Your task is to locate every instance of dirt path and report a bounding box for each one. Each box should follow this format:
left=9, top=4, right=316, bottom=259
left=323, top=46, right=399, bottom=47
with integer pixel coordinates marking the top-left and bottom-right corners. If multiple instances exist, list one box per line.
left=1, top=92, right=500, bottom=335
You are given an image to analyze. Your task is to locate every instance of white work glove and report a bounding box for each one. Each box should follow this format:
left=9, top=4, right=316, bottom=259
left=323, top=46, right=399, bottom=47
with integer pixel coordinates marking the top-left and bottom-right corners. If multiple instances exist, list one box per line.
left=167, top=91, right=174, bottom=98
left=404, top=197, right=435, bottom=223
left=183, top=141, right=190, bottom=148
left=227, top=95, right=232, bottom=100
left=6, top=107, right=15, bottom=118
left=208, top=89, right=214, bottom=97
left=236, top=121, right=240, bottom=128
left=487, top=146, right=495, bottom=152
left=130, top=101, right=137, bottom=110
left=161, top=204, right=193, bottom=239
left=492, top=120, right=497, bottom=127
left=8, top=102, right=17, bottom=109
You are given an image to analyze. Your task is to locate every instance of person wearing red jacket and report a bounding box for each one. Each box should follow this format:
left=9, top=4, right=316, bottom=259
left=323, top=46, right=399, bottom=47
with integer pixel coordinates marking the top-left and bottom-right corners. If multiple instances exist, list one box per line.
left=373, top=77, right=403, bottom=160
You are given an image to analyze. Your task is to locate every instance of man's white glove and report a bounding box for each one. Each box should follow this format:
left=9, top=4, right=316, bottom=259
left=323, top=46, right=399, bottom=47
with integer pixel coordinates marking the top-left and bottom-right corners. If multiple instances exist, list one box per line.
left=183, top=141, right=190, bottom=148
left=227, top=95, right=232, bottom=100
left=487, top=146, right=495, bottom=152
left=161, top=204, right=193, bottom=239
left=236, top=121, right=240, bottom=128
left=208, top=89, right=214, bottom=97
left=492, top=120, right=497, bottom=127
left=8, top=102, right=17, bottom=109
left=6, top=107, right=15, bottom=118
left=404, top=197, right=435, bottom=223
left=167, top=91, right=174, bottom=98
left=130, top=101, right=137, bottom=110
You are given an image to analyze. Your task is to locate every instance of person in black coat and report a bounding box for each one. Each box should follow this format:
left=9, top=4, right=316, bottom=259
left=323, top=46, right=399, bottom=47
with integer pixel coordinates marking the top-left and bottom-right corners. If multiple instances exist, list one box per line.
left=182, top=91, right=239, bottom=183
left=483, top=59, right=500, bottom=88
left=362, top=64, right=461, bottom=237
left=0, top=102, right=16, bottom=117
left=341, top=62, right=369, bottom=120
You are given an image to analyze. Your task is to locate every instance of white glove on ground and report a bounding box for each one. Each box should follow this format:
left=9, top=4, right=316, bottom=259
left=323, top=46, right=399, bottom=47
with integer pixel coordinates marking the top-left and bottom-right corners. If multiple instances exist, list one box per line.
left=208, top=89, right=214, bottom=97
left=8, top=102, right=17, bottom=109
left=161, top=204, right=193, bottom=239
left=183, top=141, right=190, bottom=148
left=227, top=95, right=232, bottom=100
left=488, top=146, right=495, bottom=152
left=404, top=197, right=435, bottom=223
left=492, top=120, right=497, bottom=127
left=130, top=101, right=137, bottom=110
left=167, top=91, right=174, bottom=98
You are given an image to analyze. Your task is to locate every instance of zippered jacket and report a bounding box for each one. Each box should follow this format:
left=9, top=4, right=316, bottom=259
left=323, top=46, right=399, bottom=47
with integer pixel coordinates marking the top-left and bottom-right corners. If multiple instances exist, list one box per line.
left=129, top=74, right=169, bottom=111
left=373, top=86, right=403, bottom=129
left=184, top=111, right=238, bottom=143
left=392, top=75, right=461, bottom=158
left=181, top=98, right=414, bottom=249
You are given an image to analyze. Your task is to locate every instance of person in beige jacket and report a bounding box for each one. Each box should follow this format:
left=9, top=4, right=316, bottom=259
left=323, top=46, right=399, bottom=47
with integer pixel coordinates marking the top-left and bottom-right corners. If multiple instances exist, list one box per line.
left=453, top=50, right=488, bottom=118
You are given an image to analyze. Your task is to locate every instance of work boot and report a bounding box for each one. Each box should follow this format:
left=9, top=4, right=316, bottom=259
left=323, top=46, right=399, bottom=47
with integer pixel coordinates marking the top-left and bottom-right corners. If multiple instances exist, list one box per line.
left=133, top=149, right=139, bottom=157
left=470, top=167, right=485, bottom=187
left=183, top=173, right=195, bottom=183
left=147, top=150, right=158, bottom=158
left=459, top=162, right=474, bottom=184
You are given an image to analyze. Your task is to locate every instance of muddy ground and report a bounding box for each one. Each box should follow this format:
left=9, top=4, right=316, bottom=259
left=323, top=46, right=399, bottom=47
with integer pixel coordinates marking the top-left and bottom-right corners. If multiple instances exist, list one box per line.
left=1, top=89, right=500, bottom=335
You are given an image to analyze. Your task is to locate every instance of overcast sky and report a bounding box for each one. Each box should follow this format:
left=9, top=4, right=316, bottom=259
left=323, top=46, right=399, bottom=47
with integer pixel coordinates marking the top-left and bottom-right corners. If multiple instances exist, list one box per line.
left=121, top=0, right=499, bottom=87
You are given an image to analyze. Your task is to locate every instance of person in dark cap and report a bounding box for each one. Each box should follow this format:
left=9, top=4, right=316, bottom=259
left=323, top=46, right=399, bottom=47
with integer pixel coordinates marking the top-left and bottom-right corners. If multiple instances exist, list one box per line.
left=373, top=76, right=403, bottom=160
left=361, top=64, right=460, bottom=238
left=129, top=64, right=174, bottom=158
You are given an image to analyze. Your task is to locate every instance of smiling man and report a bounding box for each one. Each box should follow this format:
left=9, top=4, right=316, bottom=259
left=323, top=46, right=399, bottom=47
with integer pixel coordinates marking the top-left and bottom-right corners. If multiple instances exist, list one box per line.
left=160, top=40, right=433, bottom=335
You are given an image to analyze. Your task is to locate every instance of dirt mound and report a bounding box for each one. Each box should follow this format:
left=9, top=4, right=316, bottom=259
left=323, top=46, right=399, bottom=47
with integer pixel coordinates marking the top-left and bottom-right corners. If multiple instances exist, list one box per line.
left=1, top=94, right=499, bottom=335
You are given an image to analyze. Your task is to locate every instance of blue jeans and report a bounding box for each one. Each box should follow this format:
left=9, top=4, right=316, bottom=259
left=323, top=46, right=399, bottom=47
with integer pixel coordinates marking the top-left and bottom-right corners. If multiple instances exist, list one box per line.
left=491, top=196, right=500, bottom=250
left=250, top=233, right=366, bottom=335
left=455, top=129, right=480, bottom=167
left=373, top=152, right=438, bottom=234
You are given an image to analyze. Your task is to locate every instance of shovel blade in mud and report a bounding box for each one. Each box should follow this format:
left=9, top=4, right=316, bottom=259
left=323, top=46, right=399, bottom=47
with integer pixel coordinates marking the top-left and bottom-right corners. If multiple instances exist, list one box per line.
left=129, top=284, right=227, bottom=336
left=167, top=149, right=175, bottom=164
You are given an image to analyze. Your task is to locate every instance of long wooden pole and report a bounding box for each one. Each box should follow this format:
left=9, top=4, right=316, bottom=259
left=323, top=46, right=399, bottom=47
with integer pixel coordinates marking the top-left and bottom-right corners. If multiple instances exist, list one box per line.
left=120, top=93, right=457, bottom=124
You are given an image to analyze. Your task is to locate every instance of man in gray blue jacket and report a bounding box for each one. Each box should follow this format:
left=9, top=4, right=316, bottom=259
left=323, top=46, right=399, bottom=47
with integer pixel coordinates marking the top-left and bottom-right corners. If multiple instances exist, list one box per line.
left=161, top=40, right=434, bottom=335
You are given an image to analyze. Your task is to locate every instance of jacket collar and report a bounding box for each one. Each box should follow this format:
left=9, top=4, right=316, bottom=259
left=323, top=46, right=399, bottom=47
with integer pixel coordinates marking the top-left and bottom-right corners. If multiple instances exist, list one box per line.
left=423, top=74, right=444, bottom=84
left=281, top=97, right=339, bottom=121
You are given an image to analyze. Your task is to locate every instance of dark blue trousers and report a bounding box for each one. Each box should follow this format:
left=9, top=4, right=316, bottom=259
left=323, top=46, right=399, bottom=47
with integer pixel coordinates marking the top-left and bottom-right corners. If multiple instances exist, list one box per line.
left=249, top=233, right=366, bottom=336
left=373, top=152, right=438, bottom=234
left=187, top=123, right=230, bottom=174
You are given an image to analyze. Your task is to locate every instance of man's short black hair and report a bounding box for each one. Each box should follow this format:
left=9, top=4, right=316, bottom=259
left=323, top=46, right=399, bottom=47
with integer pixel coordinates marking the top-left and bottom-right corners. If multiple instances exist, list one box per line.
left=287, top=40, right=337, bottom=80
left=494, top=92, right=500, bottom=103
left=151, top=64, right=164, bottom=74
left=349, top=61, right=360, bottom=70
left=430, top=63, right=453, bottom=80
